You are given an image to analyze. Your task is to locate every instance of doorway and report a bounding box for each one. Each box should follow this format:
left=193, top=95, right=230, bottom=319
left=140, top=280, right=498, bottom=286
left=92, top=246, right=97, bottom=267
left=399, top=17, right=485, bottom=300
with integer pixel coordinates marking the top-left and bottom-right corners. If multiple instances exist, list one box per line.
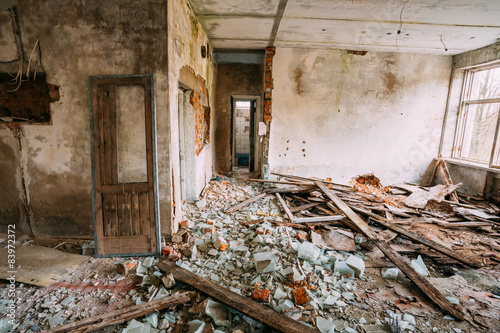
left=232, top=96, right=260, bottom=172
left=90, top=75, right=159, bottom=256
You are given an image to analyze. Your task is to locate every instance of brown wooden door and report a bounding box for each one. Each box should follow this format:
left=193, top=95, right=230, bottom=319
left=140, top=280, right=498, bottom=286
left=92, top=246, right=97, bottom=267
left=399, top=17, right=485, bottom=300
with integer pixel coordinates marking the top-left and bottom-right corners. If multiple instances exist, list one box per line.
left=91, top=75, right=158, bottom=256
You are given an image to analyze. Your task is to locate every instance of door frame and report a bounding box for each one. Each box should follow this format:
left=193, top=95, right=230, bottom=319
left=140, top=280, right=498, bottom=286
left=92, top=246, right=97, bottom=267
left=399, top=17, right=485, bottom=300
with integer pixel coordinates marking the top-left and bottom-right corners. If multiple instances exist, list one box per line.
left=231, top=95, right=261, bottom=172
left=89, top=73, right=160, bottom=257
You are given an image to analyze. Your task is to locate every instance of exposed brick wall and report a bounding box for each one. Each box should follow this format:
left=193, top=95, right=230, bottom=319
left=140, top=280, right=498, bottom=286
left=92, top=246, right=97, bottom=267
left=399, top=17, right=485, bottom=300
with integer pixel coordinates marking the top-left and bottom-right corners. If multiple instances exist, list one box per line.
left=262, top=47, right=275, bottom=174
left=190, top=90, right=204, bottom=155
left=182, top=65, right=210, bottom=156
left=264, top=47, right=275, bottom=124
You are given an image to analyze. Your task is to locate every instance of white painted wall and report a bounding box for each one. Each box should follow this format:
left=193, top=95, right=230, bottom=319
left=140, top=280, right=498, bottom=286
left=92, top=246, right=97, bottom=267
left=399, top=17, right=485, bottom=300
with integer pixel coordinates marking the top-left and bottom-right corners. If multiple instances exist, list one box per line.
left=269, top=48, right=452, bottom=185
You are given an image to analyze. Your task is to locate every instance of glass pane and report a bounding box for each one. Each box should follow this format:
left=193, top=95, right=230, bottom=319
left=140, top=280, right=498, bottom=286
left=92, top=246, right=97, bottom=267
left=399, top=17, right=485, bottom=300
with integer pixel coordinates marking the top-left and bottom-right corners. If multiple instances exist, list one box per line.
left=116, top=85, right=148, bottom=183
left=460, top=102, right=499, bottom=163
left=468, top=66, right=500, bottom=100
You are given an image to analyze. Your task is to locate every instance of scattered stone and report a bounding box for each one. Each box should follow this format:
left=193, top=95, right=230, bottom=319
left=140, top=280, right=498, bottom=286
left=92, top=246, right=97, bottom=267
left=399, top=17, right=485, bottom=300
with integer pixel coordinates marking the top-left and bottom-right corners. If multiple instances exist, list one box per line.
left=162, top=273, right=176, bottom=289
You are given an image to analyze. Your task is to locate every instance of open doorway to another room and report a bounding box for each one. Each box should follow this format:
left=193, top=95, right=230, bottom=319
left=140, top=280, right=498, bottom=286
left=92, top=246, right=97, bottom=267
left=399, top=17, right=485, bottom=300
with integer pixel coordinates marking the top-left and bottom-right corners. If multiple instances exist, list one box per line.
left=232, top=97, right=260, bottom=173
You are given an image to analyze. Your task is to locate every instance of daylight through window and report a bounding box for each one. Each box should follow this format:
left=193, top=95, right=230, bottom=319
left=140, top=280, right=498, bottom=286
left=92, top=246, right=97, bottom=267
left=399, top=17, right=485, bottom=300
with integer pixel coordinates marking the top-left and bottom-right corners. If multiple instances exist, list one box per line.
left=453, top=62, right=500, bottom=168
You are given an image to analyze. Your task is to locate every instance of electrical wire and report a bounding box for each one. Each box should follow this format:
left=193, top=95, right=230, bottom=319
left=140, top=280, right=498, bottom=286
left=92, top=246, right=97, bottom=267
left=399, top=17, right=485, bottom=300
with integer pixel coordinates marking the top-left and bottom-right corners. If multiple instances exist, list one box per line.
left=396, top=0, right=410, bottom=51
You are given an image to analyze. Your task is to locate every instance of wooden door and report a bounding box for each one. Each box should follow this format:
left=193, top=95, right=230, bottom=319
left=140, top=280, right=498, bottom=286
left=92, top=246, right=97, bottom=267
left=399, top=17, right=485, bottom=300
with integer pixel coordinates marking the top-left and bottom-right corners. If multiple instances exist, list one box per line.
left=91, top=75, right=158, bottom=256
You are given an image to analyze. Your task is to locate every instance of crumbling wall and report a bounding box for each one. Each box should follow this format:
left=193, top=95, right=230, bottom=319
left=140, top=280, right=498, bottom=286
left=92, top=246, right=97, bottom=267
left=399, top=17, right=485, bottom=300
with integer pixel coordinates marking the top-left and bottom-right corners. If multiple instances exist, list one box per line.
left=167, top=0, right=217, bottom=234
left=269, top=48, right=452, bottom=185
left=0, top=0, right=169, bottom=236
left=214, top=64, right=264, bottom=172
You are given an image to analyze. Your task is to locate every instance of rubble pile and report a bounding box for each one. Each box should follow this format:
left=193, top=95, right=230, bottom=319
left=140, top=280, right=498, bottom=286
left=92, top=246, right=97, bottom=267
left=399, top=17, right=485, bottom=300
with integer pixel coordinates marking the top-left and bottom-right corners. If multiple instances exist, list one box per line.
left=1, top=168, right=499, bottom=333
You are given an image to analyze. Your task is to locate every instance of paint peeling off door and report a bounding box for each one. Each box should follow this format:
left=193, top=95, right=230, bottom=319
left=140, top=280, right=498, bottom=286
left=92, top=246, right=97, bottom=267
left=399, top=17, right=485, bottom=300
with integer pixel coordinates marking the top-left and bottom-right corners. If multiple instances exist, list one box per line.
left=91, top=75, right=158, bottom=256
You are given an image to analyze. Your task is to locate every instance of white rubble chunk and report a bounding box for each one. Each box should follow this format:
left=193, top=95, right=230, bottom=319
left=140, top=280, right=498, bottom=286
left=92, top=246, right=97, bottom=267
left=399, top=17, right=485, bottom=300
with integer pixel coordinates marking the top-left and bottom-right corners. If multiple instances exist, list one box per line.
left=253, top=252, right=277, bottom=273
left=316, top=317, right=335, bottom=333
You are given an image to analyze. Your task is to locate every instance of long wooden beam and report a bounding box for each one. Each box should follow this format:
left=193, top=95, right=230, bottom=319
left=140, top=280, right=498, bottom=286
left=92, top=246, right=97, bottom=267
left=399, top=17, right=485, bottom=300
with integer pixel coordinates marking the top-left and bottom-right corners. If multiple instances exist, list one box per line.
left=44, top=292, right=191, bottom=333
left=156, top=260, right=317, bottom=333
left=350, top=206, right=483, bottom=269
left=224, top=193, right=267, bottom=214
left=314, top=181, right=465, bottom=320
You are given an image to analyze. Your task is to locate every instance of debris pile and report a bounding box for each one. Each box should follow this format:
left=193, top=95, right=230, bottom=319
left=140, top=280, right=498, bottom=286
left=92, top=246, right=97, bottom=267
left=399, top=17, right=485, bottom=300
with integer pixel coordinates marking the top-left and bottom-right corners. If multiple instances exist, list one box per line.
left=2, top=165, right=500, bottom=332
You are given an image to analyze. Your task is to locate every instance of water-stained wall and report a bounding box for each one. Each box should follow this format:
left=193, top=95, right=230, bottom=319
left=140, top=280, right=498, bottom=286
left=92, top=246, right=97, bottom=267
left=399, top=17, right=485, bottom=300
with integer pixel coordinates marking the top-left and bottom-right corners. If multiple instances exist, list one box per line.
left=269, top=48, right=452, bottom=185
left=0, top=0, right=169, bottom=236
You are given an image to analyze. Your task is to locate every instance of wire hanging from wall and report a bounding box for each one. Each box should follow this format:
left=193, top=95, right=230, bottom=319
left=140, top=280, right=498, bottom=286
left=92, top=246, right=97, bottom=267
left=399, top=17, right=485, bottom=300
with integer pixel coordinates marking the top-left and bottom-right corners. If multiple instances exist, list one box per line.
left=395, top=0, right=410, bottom=51
left=440, top=35, right=448, bottom=52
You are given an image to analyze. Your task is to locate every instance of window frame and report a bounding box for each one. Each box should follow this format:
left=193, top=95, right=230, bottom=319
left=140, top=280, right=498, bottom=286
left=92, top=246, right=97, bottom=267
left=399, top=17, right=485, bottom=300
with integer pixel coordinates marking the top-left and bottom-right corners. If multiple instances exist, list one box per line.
left=452, top=61, right=500, bottom=169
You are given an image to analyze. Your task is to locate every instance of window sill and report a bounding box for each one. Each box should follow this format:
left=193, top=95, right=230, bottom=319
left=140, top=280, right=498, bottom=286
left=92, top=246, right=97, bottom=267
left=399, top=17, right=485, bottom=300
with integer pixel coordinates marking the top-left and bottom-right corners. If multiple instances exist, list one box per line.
left=442, top=158, right=500, bottom=174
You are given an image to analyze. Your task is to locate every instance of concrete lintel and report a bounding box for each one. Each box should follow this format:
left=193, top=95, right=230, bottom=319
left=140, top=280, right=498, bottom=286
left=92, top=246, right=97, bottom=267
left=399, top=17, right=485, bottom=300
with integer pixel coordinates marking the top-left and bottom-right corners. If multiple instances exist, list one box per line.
left=214, top=52, right=265, bottom=64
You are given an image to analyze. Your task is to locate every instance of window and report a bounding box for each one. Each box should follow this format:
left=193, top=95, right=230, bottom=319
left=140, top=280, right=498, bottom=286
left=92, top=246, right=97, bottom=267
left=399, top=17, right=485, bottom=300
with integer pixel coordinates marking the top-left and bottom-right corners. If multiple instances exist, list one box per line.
left=453, top=62, right=500, bottom=168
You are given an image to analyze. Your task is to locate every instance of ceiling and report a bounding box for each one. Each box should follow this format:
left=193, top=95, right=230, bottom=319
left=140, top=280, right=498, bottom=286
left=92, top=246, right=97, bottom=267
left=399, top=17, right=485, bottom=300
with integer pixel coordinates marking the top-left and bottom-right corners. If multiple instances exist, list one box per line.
left=189, top=0, right=500, bottom=55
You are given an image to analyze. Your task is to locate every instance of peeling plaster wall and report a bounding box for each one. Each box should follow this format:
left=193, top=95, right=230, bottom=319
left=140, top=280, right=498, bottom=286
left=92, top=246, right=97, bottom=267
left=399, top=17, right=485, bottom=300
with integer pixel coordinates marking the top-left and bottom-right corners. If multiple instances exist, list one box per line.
left=439, top=41, right=500, bottom=196
left=0, top=127, right=24, bottom=231
left=269, top=48, right=452, bottom=185
left=0, top=0, right=169, bottom=236
left=167, top=0, right=216, bottom=234
left=214, top=64, right=264, bottom=172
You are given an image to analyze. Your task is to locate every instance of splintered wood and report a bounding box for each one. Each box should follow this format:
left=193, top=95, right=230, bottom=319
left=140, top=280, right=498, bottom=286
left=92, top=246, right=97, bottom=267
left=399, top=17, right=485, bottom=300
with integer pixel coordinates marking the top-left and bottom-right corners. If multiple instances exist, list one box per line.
left=257, top=170, right=499, bottom=320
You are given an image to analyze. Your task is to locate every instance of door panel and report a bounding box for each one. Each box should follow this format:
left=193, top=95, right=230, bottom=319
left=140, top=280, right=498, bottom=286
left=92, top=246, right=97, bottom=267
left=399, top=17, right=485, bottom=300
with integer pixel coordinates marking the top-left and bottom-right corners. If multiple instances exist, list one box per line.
left=91, top=75, right=158, bottom=256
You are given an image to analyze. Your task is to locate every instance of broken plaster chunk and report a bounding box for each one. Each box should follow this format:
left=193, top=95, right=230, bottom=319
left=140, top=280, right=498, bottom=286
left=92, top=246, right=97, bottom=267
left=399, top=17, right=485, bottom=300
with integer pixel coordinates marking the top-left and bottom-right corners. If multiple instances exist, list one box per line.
left=161, top=273, right=176, bottom=289
left=323, top=295, right=338, bottom=306
left=274, top=287, right=288, bottom=300
left=253, top=252, right=277, bottom=273
left=333, top=260, right=355, bottom=278
left=316, top=317, right=335, bottom=333
left=403, top=313, right=416, bottom=326
left=230, top=240, right=249, bottom=252
left=214, top=237, right=227, bottom=251
left=381, top=268, right=400, bottom=280
left=205, top=300, right=231, bottom=327
left=145, top=312, right=159, bottom=328
left=188, top=319, right=206, bottom=333
left=446, top=296, right=460, bottom=305
left=208, top=249, right=219, bottom=256
left=411, top=255, right=429, bottom=276
left=297, top=241, right=321, bottom=262
left=345, top=255, right=365, bottom=278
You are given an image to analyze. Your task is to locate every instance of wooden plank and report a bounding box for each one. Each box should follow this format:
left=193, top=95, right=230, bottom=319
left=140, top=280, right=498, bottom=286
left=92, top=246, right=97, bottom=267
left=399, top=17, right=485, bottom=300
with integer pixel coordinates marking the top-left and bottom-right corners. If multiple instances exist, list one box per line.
left=314, top=181, right=465, bottom=320
left=116, top=193, right=126, bottom=237
left=100, top=183, right=149, bottom=193
left=272, top=172, right=350, bottom=192
left=265, top=185, right=316, bottom=194
left=294, top=215, right=345, bottom=223
left=435, top=221, right=493, bottom=228
left=144, top=77, right=157, bottom=253
left=437, top=159, right=459, bottom=203
left=156, top=260, right=317, bottom=333
left=289, top=202, right=320, bottom=213
left=269, top=221, right=308, bottom=229
left=44, top=292, right=191, bottom=333
left=224, top=193, right=267, bottom=214
left=250, top=179, right=312, bottom=186
left=131, top=192, right=141, bottom=236
left=102, top=193, right=117, bottom=237
left=350, top=206, right=483, bottom=268
left=275, top=193, right=296, bottom=221
left=241, top=218, right=265, bottom=226
left=139, top=191, right=150, bottom=235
